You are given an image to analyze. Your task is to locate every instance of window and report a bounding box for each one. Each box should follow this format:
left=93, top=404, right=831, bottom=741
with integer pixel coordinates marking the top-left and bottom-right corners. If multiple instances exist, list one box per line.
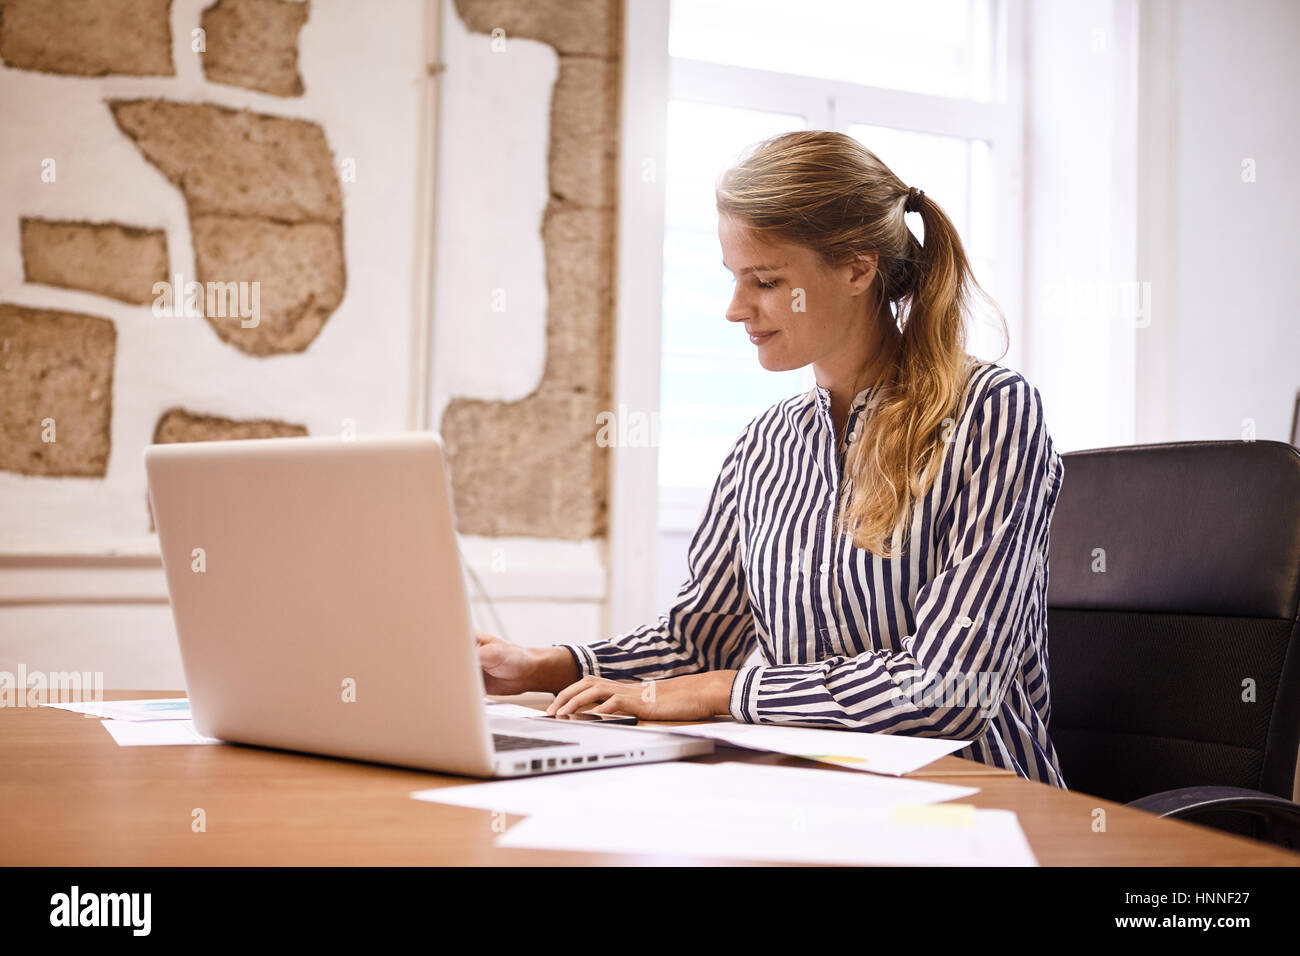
left=668, top=0, right=997, bottom=102
left=660, top=100, right=812, bottom=499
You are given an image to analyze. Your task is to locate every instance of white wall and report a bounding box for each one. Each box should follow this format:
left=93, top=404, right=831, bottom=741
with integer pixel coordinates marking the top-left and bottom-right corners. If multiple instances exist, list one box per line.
left=0, top=0, right=432, bottom=687
left=1029, top=0, right=1300, bottom=451
left=1024, top=0, right=1139, bottom=454
left=0, top=0, right=430, bottom=554
left=1154, top=0, right=1300, bottom=444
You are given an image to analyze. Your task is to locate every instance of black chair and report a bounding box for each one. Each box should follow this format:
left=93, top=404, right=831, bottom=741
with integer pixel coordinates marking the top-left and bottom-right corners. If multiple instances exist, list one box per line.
left=1046, top=439, right=1300, bottom=850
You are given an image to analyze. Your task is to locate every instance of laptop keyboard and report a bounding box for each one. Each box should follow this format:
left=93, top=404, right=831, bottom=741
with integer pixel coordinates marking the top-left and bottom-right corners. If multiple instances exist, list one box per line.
left=492, top=732, right=580, bottom=753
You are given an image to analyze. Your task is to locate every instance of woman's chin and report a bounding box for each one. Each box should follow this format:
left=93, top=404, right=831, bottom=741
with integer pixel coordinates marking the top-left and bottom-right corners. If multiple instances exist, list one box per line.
left=756, top=349, right=797, bottom=373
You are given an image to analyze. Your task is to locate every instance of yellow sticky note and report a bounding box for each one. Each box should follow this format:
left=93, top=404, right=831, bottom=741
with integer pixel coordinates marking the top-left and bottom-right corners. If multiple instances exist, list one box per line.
left=802, top=754, right=869, bottom=765
left=890, top=804, right=977, bottom=827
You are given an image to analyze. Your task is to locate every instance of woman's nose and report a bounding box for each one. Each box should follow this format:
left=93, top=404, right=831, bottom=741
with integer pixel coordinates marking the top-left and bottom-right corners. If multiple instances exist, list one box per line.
left=725, top=286, right=750, bottom=323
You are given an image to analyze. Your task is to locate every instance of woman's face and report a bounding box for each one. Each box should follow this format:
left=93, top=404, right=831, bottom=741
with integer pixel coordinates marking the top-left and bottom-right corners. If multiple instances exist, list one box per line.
left=718, top=214, right=878, bottom=374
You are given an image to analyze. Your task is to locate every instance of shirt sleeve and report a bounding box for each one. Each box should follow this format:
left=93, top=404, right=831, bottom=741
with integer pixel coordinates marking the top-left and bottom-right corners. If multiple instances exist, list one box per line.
left=554, top=427, right=757, bottom=681
left=728, top=378, right=1062, bottom=739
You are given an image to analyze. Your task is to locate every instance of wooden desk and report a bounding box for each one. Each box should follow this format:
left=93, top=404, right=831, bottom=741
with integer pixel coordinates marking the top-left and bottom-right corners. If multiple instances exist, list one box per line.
left=3, top=691, right=1296, bottom=866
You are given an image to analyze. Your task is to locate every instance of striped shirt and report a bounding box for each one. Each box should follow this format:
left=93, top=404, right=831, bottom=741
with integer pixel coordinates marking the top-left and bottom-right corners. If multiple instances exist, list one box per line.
left=560, top=358, right=1067, bottom=787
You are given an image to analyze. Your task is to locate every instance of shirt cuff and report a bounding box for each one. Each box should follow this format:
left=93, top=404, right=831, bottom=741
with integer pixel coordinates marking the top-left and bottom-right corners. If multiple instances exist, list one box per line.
left=554, top=642, right=600, bottom=680
left=728, top=664, right=766, bottom=722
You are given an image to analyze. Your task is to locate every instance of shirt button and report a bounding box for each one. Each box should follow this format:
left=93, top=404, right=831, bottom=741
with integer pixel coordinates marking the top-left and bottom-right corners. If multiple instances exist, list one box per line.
left=819, top=562, right=828, bottom=573
left=957, top=615, right=973, bottom=628
left=847, top=431, right=857, bottom=442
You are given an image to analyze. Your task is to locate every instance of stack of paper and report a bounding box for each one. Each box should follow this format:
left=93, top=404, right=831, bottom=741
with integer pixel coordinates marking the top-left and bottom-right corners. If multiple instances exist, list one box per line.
left=42, top=697, right=221, bottom=746
left=497, top=802, right=1035, bottom=866
left=413, top=760, right=1037, bottom=866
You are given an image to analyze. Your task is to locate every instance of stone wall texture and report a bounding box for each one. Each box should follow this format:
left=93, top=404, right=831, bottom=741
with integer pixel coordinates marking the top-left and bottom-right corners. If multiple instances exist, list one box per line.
left=440, top=0, right=622, bottom=540
left=21, top=218, right=169, bottom=306
left=109, top=98, right=346, bottom=356
left=0, top=303, right=116, bottom=477
left=2, top=0, right=336, bottom=520
left=152, top=408, right=309, bottom=445
left=199, top=0, right=309, bottom=97
left=107, top=99, right=342, bottom=221
left=0, top=0, right=175, bottom=77
left=3, top=0, right=622, bottom=548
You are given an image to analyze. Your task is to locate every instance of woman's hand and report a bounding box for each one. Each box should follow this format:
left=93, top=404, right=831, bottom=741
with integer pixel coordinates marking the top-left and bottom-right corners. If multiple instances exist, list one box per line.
left=545, top=671, right=739, bottom=722
left=475, top=631, right=579, bottom=695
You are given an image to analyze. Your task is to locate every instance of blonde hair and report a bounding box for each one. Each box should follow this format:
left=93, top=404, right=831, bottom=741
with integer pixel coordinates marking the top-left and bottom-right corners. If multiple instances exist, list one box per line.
left=716, top=130, right=1007, bottom=558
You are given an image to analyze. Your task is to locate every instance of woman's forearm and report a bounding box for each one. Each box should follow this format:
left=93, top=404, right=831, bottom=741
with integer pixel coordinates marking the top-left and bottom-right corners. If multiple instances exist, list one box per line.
left=708, top=669, right=740, bottom=715
left=534, top=646, right=581, bottom=694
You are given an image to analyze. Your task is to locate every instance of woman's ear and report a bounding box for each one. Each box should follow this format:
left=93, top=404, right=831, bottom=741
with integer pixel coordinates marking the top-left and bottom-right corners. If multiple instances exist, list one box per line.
left=845, top=250, right=879, bottom=296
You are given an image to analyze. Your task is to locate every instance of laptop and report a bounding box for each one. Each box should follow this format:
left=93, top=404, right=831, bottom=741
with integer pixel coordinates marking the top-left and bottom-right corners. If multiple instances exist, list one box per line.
left=143, top=432, right=712, bottom=777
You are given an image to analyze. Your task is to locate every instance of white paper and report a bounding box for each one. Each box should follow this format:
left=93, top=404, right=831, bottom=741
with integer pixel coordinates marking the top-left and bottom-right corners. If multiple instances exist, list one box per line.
left=623, top=721, right=971, bottom=776
left=497, top=803, right=1037, bottom=866
left=100, top=719, right=221, bottom=746
left=44, top=698, right=192, bottom=721
left=484, top=700, right=549, bottom=719
left=413, top=759, right=978, bottom=818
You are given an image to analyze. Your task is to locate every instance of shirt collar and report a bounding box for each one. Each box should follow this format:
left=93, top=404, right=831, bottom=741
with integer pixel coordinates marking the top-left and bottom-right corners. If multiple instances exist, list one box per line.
left=813, top=384, right=875, bottom=413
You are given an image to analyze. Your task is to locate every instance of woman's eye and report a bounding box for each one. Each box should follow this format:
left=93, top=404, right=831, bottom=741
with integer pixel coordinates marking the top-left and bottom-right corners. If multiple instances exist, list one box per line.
left=755, top=278, right=780, bottom=289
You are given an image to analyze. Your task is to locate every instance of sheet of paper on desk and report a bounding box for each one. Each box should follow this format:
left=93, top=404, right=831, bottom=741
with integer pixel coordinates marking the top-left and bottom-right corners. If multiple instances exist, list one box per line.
left=413, top=760, right=978, bottom=817
left=44, top=698, right=192, bottom=721
left=100, top=719, right=221, bottom=746
left=483, top=699, right=548, bottom=719
left=496, top=802, right=1037, bottom=866
left=636, top=721, right=972, bottom=776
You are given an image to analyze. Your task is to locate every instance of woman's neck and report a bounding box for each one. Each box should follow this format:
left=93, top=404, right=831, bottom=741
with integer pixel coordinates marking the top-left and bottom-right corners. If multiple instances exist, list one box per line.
left=818, top=316, right=902, bottom=440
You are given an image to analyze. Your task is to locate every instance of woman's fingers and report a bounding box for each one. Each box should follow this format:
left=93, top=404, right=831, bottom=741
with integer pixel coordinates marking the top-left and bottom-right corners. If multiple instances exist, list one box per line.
left=550, top=678, right=630, bottom=715
left=477, top=641, right=509, bottom=678
left=547, top=676, right=643, bottom=714
left=546, top=676, right=587, bottom=714
left=548, top=676, right=607, bottom=713
left=588, top=695, right=636, bottom=716
left=553, top=684, right=614, bottom=716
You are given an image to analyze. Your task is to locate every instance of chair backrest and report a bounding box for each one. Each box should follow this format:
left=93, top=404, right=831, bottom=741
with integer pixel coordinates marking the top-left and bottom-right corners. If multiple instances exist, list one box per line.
left=1046, top=440, right=1300, bottom=804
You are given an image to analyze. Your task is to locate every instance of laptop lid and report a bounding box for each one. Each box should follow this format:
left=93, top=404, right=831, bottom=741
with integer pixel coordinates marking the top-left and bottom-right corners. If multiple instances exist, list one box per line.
left=144, top=432, right=496, bottom=776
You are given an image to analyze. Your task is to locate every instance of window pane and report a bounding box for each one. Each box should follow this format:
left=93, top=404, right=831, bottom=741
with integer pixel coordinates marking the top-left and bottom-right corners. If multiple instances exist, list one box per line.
left=660, top=100, right=810, bottom=489
left=669, top=0, right=998, bottom=102
left=659, top=354, right=804, bottom=489
left=847, top=123, right=976, bottom=244
left=663, top=228, right=744, bottom=356
left=664, top=100, right=806, bottom=232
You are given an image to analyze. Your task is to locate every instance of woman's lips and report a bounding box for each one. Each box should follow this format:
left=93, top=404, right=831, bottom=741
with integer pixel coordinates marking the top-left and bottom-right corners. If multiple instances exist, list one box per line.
left=748, top=330, right=778, bottom=345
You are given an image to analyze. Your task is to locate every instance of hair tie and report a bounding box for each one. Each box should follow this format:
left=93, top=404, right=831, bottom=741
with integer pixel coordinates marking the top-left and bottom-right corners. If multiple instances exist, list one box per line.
left=904, top=187, right=924, bottom=213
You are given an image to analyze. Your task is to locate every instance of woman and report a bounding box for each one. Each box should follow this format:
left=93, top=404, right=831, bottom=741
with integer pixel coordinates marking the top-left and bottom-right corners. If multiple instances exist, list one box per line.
left=477, top=130, right=1066, bottom=787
